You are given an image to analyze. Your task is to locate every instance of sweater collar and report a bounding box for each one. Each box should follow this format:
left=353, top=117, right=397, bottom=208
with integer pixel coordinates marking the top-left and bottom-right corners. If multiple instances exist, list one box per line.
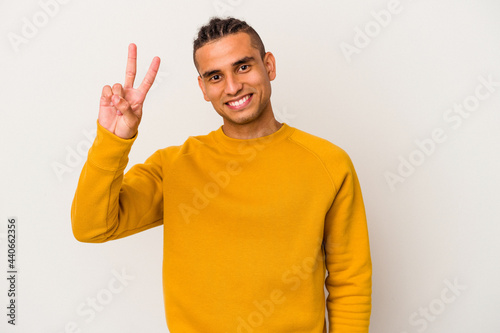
left=213, top=123, right=295, bottom=151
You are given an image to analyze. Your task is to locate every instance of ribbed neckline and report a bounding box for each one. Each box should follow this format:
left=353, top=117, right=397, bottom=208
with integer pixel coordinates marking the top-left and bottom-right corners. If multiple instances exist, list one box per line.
left=213, top=123, right=295, bottom=151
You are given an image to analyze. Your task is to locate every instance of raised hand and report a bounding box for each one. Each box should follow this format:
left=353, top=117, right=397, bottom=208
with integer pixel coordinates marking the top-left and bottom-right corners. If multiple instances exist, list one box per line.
left=99, top=43, right=161, bottom=139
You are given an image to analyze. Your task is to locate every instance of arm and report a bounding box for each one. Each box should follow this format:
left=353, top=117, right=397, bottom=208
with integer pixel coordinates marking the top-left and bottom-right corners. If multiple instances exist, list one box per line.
left=324, top=152, right=372, bottom=332
left=71, top=122, right=164, bottom=242
left=71, top=44, right=163, bottom=242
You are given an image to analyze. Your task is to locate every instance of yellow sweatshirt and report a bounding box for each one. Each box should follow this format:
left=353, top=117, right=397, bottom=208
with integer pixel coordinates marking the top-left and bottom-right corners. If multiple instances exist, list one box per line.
left=71, top=121, right=372, bottom=332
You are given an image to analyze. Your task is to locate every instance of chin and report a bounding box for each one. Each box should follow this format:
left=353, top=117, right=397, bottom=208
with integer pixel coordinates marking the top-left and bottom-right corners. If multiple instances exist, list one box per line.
left=231, top=111, right=263, bottom=125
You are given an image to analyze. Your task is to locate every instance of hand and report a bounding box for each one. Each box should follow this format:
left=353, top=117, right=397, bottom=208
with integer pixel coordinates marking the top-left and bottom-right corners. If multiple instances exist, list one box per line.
left=98, top=43, right=161, bottom=139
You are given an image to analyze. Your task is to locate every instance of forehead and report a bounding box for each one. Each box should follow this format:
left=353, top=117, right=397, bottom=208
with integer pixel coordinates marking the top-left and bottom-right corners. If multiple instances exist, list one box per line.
left=195, top=32, right=259, bottom=72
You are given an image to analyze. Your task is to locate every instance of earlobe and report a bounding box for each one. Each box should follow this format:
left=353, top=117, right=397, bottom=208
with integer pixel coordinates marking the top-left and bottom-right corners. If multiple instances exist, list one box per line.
left=197, top=76, right=210, bottom=101
left=264, top=52, right=276, bottom=81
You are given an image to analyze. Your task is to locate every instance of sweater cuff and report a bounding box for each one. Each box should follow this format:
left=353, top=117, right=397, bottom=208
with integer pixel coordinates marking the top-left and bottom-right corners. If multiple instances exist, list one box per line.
left=87, top=120, right=137, bottom=171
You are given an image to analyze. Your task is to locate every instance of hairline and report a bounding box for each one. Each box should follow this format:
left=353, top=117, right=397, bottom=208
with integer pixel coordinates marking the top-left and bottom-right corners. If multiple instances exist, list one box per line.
left=194, top=31, right=266, bottom=75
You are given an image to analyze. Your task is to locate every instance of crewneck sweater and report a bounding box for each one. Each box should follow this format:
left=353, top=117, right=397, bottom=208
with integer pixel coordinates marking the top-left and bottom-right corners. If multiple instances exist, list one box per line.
left=71, top=121, right=372, bottom=333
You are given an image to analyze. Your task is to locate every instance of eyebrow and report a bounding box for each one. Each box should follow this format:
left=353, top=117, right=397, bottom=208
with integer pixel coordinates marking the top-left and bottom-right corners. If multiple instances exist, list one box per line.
left=201, top=56, right=256, bottom=79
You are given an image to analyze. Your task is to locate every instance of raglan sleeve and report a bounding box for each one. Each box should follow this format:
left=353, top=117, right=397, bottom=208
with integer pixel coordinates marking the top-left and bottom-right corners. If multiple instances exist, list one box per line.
left=324, top=149, right=372, bottom=332
left=71, top=121, right=164, bottom=243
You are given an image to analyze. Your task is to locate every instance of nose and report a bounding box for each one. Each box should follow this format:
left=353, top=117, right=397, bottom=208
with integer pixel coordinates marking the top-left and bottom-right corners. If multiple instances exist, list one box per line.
left=224, top=73, right=243, bottom=96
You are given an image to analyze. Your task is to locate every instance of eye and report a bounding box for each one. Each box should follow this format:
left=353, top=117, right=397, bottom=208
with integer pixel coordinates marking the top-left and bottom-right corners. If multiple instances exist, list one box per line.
left=239, top=65, right=250, bottom=72
left=210, top=74, right=221, bottom=82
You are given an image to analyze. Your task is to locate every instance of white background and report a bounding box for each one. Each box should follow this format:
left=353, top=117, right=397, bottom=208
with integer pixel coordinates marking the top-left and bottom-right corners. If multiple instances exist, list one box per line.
left=1, top=0, right=499, bottom=332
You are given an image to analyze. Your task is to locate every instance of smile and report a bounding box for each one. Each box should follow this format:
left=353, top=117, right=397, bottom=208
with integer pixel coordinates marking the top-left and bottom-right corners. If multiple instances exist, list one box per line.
left=226, top=94, right=252, bottom=110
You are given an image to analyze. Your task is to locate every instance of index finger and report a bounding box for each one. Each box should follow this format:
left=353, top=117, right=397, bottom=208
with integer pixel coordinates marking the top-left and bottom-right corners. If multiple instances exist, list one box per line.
left=137, top=56, right=161, bottom=96
left=124, top=43, right=137, bottom=89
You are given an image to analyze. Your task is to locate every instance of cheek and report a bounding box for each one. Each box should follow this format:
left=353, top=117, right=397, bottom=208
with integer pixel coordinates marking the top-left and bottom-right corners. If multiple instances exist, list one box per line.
left=247, top=71, right=270, bottom=90
left=205, top=86, right=221, bottom=101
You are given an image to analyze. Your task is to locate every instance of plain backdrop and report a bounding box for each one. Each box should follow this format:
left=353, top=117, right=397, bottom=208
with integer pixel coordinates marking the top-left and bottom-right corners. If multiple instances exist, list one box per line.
left=1, top=0, right=499, bottom=332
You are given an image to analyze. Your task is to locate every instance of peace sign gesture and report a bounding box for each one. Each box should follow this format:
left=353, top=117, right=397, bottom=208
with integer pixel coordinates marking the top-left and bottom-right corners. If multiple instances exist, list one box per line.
left=98, top=43, right=161, bottom=139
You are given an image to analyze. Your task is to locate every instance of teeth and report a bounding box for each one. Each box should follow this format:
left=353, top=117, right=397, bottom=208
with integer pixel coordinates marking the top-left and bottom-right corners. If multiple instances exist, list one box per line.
left=228, top=95, right=249, bottom=107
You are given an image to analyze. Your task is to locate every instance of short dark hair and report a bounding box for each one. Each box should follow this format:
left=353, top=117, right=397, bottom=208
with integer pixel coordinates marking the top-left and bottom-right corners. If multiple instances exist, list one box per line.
left=193, top=17, right=266, bottom=70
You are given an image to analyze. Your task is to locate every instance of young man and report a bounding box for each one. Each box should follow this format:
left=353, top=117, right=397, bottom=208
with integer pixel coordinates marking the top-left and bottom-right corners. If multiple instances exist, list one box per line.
left=72, top=17, right=372, bottom=333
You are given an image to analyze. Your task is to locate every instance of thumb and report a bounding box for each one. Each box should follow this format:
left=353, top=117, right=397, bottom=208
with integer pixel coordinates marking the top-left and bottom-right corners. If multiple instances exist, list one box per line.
left=111, top=95, right=141, bottom=139
left=112, top=94, right=133, bottom=116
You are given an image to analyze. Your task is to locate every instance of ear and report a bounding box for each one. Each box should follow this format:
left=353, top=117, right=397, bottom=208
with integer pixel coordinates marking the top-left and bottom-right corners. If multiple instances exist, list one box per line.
left=263, top=52, right=276, bottom=81
left=197, top=75, right=210, bottom=101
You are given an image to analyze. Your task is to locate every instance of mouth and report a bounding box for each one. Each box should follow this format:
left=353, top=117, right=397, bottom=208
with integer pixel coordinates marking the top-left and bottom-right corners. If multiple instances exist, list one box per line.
left=225, top=94, right=253, bottom=110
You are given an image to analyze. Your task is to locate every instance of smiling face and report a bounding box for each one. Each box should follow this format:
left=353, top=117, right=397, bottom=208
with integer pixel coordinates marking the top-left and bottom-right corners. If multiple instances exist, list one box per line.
left=196, top=32, right=277, bottom=136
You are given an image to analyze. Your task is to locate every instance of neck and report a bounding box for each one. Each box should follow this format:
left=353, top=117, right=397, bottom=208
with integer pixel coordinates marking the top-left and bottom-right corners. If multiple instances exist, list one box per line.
left=222, top=117, right=282, bottom=139
left=221, top=103, right=283, bottom=139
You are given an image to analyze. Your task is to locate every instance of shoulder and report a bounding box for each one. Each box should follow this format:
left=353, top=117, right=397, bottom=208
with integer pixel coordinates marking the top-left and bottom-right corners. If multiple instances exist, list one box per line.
left=287, top=126, right=353, bottom=166
left=286, top=126, right=359, bottom=190
left=155, top=129, right=218, bottom=159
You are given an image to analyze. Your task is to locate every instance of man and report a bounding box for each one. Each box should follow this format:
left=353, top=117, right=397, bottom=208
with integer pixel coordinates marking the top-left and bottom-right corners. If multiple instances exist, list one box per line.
left=72, top=17, right=372, bottom=333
